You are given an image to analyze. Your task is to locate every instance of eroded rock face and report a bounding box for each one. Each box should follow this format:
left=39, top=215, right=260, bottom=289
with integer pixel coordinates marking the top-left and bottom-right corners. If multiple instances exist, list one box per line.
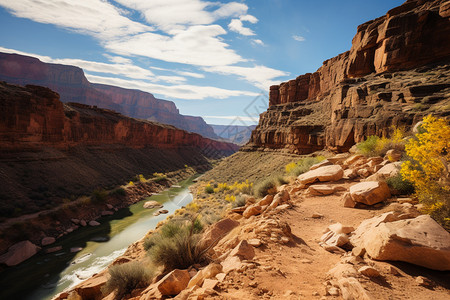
left=244, top=0, right=450, bottom=154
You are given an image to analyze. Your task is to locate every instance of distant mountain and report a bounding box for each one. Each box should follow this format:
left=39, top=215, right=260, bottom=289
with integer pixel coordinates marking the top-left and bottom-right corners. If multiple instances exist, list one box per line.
left=210, top=124, right=257, bottom=145
left=0, top=52, right=219, bottom=140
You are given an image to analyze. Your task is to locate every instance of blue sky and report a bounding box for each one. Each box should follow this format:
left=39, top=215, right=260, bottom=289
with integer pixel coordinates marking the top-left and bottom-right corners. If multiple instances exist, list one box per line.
left=0, top=0, right=403, bottom=125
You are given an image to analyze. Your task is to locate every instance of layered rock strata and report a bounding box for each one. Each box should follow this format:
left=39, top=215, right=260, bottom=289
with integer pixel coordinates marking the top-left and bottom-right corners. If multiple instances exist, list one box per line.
left=0, top=52, right=219, bottom=139
left=245, top=0, right=450, bottom=154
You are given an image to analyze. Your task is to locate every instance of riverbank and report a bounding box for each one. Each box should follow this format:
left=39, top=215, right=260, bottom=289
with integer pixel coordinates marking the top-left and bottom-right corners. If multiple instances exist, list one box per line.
left=0, top=174, right=200, bottom=300
left=0, top=165, right=207, bottom=269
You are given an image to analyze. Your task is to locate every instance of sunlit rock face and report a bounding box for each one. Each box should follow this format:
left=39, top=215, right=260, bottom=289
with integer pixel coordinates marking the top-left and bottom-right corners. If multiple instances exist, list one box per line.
left=245, top=0, right=450, bottom=154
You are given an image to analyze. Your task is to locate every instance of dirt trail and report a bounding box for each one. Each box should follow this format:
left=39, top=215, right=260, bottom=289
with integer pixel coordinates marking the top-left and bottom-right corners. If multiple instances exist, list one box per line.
left=214, top=179, right=450, bottom=300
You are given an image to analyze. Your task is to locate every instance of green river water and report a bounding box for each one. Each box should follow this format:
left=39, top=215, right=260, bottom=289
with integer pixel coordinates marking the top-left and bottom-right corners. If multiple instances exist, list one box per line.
left=0, top=175, right=198, bottom=300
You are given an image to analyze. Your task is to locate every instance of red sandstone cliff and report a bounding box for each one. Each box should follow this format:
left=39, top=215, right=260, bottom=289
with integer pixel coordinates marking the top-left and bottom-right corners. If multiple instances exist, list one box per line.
left=0, top=53, right=219, bottom=140
left=246, top=0, right=450, bottom=154
left=0, top=82, right=237, bottom=217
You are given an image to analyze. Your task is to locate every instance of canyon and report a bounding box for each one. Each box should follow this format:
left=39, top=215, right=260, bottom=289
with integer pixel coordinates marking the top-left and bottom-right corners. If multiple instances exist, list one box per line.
left=0, top=81, right=238, bottom=220
left=0, top=52, right=219, bottom=140
left=244, top=0, right=450, bottom=154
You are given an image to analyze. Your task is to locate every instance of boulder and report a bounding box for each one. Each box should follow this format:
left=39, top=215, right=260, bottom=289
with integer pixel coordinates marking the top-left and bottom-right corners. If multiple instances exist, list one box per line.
left=143, top=201, right=162, bottom=209
left=159, top=209, right=169, bottom=214
left=349, top=181, right=391, bottom=205
left=385, top=149, right=402, bottom=162
left=72, top=273, right=108, bottom=300
left=358, top=215, right=450, bottom=271
left=200, top=218, right=239, bottom=248
left=343, top=155, right=364, bottom=166
left=310, top=159, right=333, bottom=170
left=366, top=162, right=401, bottom=181
left=41, top=236, right=56, bottom=246
left=258, top=194, right=274, bottom=206
left=328, top=223, right=355, bottom=234
left=306, top=185, right=336, bottom=196
left=298, top=165, right=344, bottom=185
left=89, top=220, right=100, bottom=226
left=80, top=220, right=87, bottom=226
left=243, top=204, right=262, bottom=218
left=229, top=240, right=255, bottom=260
left=221, top=255, right=242, bottom=273
left=157, top=269, right=190, bottom=296
left=342, top=192, right=356, bottom=208
left=0, top=240, right=40, bottom=266
left=358, top=266, right=381, bottom=277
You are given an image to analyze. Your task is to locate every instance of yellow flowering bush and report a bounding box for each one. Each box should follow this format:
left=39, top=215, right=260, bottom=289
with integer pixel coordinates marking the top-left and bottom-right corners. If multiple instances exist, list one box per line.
left=401, top=115, right=450, bottom=228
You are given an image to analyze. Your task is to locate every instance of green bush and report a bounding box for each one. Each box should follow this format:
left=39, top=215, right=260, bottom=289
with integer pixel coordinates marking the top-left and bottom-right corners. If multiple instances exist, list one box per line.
left=357, top=135, right=380, bottom=157
left=102, top=261, right=151, bottom=299
left=146, top=219, right=207, bottom=271
left=91, top=189, right=108, bottom=203
left=253, top=175, right=287, bottom=198
left=386, top=173, right=415, bottom=195
left=204, top=184, right=214, bottom=194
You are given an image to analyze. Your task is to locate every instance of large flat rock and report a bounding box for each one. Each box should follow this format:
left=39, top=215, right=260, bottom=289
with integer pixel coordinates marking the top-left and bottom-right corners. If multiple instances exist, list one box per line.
left=298, top=165, right=344, bottom=185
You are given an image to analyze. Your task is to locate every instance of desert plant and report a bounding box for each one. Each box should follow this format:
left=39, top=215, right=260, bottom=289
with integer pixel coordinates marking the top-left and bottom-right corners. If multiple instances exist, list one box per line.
left=91, top=189, right=108, bottom=203
left=204, top=184, right=214, bottom=194
left=286, top=156, right=326, bottom=176
left=254, top=175, right=287, bottom=198
left=357, top=127, right=407, bottom=157
left=232, top=195, right=246, bottom=208
left=111, top=187, right=126, bottom=196
left=147, top=218, right=207, bottom=271
left=401, top=115, right=450, bottom=228
left=102, top=261, right=151, bottom=299
left=357, top=135, right=380, bottom=156
left=386, top=173, right=415, bottom=195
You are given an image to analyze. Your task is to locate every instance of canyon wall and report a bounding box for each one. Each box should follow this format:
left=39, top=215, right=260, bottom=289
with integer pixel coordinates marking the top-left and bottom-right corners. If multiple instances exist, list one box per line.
left=0, top=82, right=237, bottom=217
left=246, top=0, right=450, bottom=154
left=0, top=53, right=219, bottom=139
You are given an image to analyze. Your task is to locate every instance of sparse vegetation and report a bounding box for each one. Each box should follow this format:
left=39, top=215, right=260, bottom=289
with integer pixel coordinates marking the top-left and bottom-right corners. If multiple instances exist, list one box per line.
left=401, top=115, right=450, bottom=229
left=253, top=175, right=287, bottom=198
left=386, top=173, right=415, bottom=195
left=111, top=187, right=126, bottom=196
left=204, top=184, right=214, bottom=194
left=146, top=218, right=207, bottom=271
left=357, top=126, right=408, bottom=157
left=91, top=189, right=108, bottom=203
left=102, top=261, right=152, bottom=299
left=285, top=156, right=326, bottom=176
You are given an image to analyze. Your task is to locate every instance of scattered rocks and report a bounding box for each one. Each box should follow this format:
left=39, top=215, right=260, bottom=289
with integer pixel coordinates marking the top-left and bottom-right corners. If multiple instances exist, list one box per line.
left=312, top=212, right=324, bottom=219
left=230, top=240, right=255, bottom=260
left=0, top=240, right=40, bottom=266
left=80, top=220, right=87, bottom=227
left=221, top=255, right=242, bottom=274
left=306, top=185, right=336, bottom=196
left=248, top=238, right=262, bottom=247
left=70, top=247, right=83, bottom=253
left=46, top=246, right=63, bottom=253
left=71, top=218, right=80, bottom=224
left=159, top=209, right=169, bottom=214
left=101, top=210, right=113, bottom=216
left=188, top=263, right=222, bottom=288
left=157, top=269, right=190, bottom=296
left=358, top=266, right=381, bottom=277
left=41, top=236, right=56, bottom=246
left=415, top=276, right=434, bottom=288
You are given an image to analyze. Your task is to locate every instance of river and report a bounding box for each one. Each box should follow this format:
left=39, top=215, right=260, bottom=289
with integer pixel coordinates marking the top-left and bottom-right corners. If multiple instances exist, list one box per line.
left=0, top=175, right=198, bottom=300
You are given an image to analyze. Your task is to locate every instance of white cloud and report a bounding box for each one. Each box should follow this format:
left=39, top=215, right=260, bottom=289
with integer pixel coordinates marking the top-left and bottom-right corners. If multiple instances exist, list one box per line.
left=105, top=25, right=243, bottom=67
left=252, top=39, right=265, bottom=46
left=213, top=2, right=248, bottom=19
left=293, top=35, right=306, bottom=42
left=176, top=71, right=205, bottom=79
left=239, top=15, right=258, bottom=24
left=204, top=65, right=289, bottom=90
left=0, top=0, right=150, bottom=39
left=85, top=74, right=259, bottom=100
left=104, top=54, right=133, bottom=65
left=228, top=19, right=255, bottom=36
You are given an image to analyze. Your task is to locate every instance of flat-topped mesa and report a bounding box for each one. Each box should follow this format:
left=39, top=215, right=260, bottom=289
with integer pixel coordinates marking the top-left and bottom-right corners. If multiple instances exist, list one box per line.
left=269, top=0, right=450, bottom=107
left=247, top=0, right=450, bottom=155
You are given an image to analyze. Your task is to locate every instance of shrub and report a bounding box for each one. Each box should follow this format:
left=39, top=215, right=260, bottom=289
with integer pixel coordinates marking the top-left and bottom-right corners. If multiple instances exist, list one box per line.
left=232, top=195, right=246, bottom=208
left=147, top=219, right=207, bottom=271
left=253, top=175, right=286, bottom=198
left=152, top=172, right=167, bottom=182
left=91, top=189, right=108, bottom=203
left=204, top=184, right=214, bottom=194
left=357, top=135, right=380, bottom=156
left=386, top=173, right=415, bottom=195
left=102, top=261, right=151, bottom=299
left=111, top=187, right=126, bottom=196
left=401, top=115, right=450, bottom=228
left=285, top=156, right=326, bottom=176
